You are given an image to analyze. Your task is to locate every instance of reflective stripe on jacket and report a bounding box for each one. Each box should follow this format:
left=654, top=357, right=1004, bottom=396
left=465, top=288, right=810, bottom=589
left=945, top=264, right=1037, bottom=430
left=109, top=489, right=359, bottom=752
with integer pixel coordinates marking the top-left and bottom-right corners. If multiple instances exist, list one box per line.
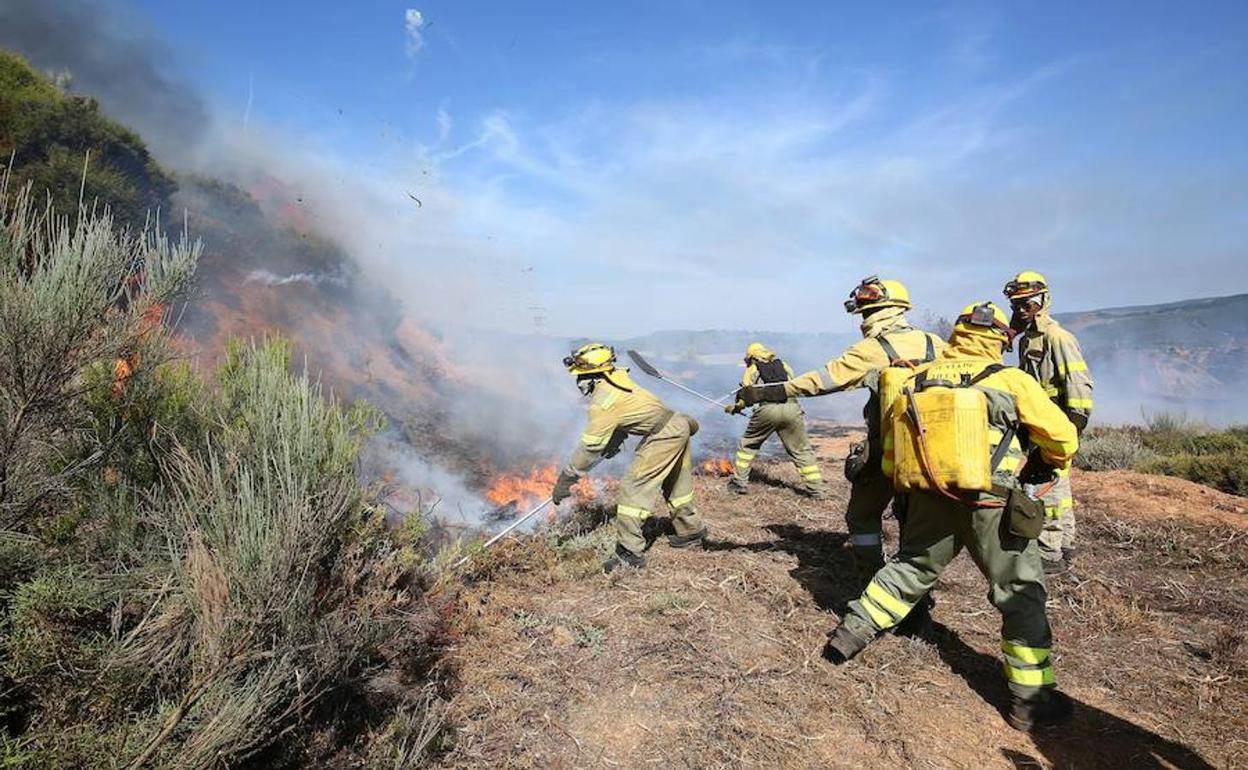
left=1018, top=313, right=1094, bottom=427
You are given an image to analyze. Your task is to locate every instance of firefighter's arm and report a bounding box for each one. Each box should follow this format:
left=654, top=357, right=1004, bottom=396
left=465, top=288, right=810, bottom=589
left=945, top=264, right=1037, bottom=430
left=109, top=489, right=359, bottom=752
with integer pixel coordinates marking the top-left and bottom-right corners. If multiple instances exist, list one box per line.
left=564, top=402, right=619, bottom=475
left=741, top=363, right=759, bottom=387
left=1011, top=373, right=1079, bottom=470
left=1052, top=330, right=1094, bottom=431
left=785, top=339, right=887, bottom=398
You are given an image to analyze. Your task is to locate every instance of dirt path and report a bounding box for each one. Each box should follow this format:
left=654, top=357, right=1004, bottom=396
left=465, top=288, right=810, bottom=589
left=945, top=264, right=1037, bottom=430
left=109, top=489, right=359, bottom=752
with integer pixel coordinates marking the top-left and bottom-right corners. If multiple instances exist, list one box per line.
left=440, top=427, right=1247, bottom=769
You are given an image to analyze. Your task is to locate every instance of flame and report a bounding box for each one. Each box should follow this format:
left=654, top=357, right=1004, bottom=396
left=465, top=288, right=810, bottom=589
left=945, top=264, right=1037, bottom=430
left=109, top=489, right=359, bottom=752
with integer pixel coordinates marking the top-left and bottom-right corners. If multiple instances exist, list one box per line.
left=485, top=464, right=595, bottom=511
left=698, top=457, right=735, bottom=476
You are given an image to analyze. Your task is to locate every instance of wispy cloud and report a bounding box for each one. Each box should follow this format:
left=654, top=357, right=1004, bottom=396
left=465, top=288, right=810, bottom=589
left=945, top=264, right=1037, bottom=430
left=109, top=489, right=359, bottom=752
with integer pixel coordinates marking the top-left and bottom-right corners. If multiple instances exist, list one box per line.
left=404, top=8, right=426, bottom=59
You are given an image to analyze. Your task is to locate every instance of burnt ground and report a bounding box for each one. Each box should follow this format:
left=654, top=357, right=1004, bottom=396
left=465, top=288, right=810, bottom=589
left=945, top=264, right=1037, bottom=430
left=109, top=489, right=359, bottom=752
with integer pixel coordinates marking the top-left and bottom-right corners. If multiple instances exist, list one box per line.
left=437, top=423, right=1248, bottom=769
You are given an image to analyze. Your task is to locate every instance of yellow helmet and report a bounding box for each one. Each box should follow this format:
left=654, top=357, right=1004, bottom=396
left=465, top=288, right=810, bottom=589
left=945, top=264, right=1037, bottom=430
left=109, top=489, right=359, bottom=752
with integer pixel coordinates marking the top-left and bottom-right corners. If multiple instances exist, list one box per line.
left=1003, top=270, right=1049, bottom=300
left=954, top=301, right=1017, bottom=345
left=844, top=275, right=912, bottom=314
left=744, top=342, right=774, bottom=362
left=563, top=342, right=616, bottom=376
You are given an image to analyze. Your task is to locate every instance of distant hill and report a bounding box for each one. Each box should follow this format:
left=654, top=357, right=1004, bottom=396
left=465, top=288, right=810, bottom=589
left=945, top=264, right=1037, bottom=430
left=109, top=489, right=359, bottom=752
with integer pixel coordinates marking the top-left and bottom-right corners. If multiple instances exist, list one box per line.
left=621, top=294, right=1248, bottom=424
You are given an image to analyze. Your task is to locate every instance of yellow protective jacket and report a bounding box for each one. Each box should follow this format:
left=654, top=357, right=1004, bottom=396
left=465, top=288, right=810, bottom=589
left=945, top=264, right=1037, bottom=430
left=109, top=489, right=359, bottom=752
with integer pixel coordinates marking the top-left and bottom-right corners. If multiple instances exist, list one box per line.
left=882, top=331, right=1080, bottom=484
left=1017, top=312, right=1094, bottom=431
left=785, top=308, right=946, bottom=398
left=564, top=370, right=674, bottom=475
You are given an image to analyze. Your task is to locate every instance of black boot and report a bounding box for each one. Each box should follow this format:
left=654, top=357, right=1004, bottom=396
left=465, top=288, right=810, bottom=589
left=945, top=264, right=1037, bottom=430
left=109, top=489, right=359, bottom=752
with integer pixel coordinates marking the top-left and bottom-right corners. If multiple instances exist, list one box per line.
left=822, top=624, right=873, bottom=665
left=892, top=594, right=935, bottom=638
left=667, top=527, right=708, bottom=549
left=726, top=478, right=748, bottom=495
left=603, top=544, right=646, bottom=573
left=1042, top=556, right=1068, bottom=576
left=1061, top=546, right=1076, bottom=569
left=1007, top=690, right=1073, bottom=731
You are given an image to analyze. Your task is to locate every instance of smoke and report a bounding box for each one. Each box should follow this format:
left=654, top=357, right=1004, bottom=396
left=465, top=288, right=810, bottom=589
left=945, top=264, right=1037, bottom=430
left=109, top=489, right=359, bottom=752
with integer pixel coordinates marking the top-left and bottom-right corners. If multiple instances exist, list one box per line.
left=0, top=0, right=210, bottom=160
left=246, top=268, right=349, bottom=288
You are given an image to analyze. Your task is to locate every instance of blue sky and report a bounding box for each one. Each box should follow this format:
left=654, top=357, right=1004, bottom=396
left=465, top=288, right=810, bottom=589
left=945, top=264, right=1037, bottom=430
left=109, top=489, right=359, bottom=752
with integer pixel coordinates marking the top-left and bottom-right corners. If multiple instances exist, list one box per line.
left=127, top=0, right=1248, bottom=336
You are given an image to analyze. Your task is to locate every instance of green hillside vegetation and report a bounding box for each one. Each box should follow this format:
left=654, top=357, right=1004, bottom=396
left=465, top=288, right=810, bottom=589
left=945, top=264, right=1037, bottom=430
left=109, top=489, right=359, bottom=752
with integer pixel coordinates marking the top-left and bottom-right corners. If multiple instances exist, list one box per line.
left=1076, top=413, right=1248, bottom=496
left=0, top=51, right=175, bottom=229
left=0, top=183, right=448, bottom=765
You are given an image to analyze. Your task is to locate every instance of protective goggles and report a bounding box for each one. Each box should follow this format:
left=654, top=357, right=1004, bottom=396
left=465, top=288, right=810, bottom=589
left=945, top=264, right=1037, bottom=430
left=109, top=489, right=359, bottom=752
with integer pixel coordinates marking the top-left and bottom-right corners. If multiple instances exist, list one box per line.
left=1003, top=279, right=1047, bottom=299
left=957, top=302, right=1017, bottom=343
left=843, top=275, right=887, bottom=313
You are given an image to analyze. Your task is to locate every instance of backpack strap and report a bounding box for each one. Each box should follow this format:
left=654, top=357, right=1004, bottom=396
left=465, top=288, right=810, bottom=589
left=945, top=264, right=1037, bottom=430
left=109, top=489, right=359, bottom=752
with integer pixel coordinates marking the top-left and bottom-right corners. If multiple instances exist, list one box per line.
left=924, top=334, right=936, bottom=362
left=968, top=363, right=1007, bottom=385
left=990, top=423, right=1017, bottom=474
left=876, top=334, right=901, bottom=363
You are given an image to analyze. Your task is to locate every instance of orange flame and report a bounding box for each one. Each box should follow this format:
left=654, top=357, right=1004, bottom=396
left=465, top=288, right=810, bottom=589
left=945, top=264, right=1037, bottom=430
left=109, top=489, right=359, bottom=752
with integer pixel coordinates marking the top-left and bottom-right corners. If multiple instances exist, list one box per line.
left=484, top=465, right=596, bottom=511
left=698, top=457, right=735, bottom=476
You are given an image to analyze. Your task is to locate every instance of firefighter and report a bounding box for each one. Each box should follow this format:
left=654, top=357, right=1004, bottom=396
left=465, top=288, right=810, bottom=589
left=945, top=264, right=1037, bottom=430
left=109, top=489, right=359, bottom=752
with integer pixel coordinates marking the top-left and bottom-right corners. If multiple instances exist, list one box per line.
left=552, top=343, right=708, bottom=572
left=1005, top=271, right=1094, bottom=574
left=823, top=302, right=1079, bottom=731
left=727, top=343, right=826, bottom=498
left=729, top=277, right=945, bottom=601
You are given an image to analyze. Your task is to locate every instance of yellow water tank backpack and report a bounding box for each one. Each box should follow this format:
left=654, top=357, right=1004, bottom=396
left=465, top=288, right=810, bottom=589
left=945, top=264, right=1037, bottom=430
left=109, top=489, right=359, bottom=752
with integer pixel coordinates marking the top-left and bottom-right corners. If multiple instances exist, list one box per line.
left=890, top=364, right=1009, bottom=495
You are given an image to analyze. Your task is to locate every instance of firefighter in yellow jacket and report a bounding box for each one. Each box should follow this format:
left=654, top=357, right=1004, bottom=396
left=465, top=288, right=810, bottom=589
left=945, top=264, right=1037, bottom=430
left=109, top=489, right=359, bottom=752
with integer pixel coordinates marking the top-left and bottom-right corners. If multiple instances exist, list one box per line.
left=728, top=343, right=827, bottom=498
left=553, top=343, right=708, bottom=571
left=824, top=302, right=1079, bottom=731
left=730, top=277, right=945, bottom=597
left=1005, top=271, right=1094, bottom=573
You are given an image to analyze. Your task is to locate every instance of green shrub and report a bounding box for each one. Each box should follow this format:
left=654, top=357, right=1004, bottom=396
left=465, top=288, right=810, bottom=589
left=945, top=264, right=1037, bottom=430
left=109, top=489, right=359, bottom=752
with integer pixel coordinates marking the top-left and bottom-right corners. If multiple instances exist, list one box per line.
left=1075, top=430, right=1156, bottom=471
left=1085, top=415, right=1248, bottom=497
left=1140, top=452, right=1248, bottom=497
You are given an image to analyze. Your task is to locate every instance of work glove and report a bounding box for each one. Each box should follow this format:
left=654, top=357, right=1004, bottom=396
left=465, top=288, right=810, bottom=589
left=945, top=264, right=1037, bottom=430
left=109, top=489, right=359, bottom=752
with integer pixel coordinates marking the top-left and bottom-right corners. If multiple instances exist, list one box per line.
left=551, top=470, right=578, bottom=505
left=601, top=430, right=626, bottom=459
left=725, top=383, right=787, bottom=414
left=1019, top=450, right=1058, bottom=487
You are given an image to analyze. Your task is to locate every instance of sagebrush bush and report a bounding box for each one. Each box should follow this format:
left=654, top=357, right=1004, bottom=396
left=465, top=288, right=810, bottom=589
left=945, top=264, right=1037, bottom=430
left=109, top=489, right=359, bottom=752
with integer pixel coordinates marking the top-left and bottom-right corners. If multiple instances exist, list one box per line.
left=0, top=193, right=451, bottom=767
left=1075, top=431, right=1156, bottom=471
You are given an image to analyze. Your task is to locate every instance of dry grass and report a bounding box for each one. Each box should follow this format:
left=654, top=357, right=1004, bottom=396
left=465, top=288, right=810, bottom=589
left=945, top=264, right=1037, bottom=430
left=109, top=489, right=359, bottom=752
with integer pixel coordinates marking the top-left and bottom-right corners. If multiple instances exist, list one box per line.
left=435, top=424, right=1248, bottom=769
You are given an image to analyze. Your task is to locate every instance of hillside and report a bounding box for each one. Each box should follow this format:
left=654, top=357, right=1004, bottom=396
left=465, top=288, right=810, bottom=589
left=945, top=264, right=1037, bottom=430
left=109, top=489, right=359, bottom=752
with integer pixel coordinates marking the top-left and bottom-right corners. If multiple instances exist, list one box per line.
left=444, top=424, right=1247, bottom=768
left=620, top=294, right=1248, bottom=424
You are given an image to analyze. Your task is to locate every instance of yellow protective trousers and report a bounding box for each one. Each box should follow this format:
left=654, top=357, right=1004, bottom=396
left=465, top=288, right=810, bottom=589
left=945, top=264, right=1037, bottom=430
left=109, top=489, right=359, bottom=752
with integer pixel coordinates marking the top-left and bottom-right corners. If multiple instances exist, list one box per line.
left=732, top=402, right=824, bottom=493
left=614, top=414, right=704, bottom=555
left=1037, top=468, right=1075, bottom=561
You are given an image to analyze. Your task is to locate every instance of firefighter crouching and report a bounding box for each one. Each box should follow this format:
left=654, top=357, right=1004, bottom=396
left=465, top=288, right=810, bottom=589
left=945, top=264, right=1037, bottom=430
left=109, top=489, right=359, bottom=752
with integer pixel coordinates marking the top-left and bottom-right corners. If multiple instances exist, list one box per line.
left=727, top=343, right=827, bottom=498
left=729, top=277, right=945, bottom=602
left=823, top=302, right=1079, bottom=731
left=1005, top=271, right=1094, bottom=574
left=552, top=343, right=708, bottom=572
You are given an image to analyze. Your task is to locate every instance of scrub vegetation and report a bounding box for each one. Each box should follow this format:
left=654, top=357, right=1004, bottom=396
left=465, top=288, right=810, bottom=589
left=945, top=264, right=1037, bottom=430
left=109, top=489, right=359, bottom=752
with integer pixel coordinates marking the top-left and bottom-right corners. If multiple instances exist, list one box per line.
left=0, top=184, right=452, bottom=767
left=1076, top=413, right=1248, bottom=496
